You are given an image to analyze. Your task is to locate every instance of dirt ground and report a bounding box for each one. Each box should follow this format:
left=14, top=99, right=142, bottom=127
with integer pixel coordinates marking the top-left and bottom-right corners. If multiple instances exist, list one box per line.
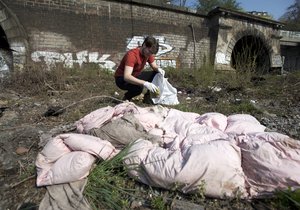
left=0, top=69, right=300, bottom=210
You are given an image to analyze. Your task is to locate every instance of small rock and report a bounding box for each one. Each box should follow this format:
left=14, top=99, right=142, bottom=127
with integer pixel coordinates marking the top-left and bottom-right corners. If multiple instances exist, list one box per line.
left=0, top=111, right=18, bottom=126
left=0, top=100, right=9, bottom=106
left=130, top=200, right=143, bottom=209
left=171, top=199, right=205, bottom=210
left=263, top=111, right=277, bottom=118
left=0, top=106, right=9, bottom=117
left=44, top=106, right=65, bottom=117
left=49, top=99, right=57, bottom=104
left=16, top=147, right=29, bottom=155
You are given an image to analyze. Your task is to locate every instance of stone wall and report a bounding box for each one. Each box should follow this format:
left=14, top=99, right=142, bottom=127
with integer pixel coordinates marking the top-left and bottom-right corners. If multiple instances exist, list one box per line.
left=1, top=0, right=211, bottom=70
left=1, top=0, right=297, bottom=72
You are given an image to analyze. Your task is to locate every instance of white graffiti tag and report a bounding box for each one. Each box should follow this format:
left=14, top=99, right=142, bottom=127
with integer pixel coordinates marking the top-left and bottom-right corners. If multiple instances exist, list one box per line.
left=126, top=36, right=176, bottom=68
left=215, top=51, right=230, bottom=64
left=0, top=51, right=9, bottom=72
left=126, top=36, right=173, bottom=57
left=31, top=51, right=115, bottom=70
left=156, top=59, right=176, bottom=68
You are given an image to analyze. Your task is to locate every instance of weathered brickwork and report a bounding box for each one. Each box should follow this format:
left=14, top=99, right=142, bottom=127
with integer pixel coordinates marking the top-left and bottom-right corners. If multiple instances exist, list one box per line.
left=0, top=0, right=298, bottom=72
left=1, top=0, right=212, bottom=70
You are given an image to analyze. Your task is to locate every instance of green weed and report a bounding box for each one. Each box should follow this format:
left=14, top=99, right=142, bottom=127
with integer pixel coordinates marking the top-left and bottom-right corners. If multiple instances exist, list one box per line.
left=151, top=195, right=168, bottom=210
left=272, top=188, right=300, bottom=210
left=217, top=101, right=262, bottom=115
left=190, top=180, right=206, bottom=205
left=18, top=163, right=36, bottom=180
left=84, top=146, right=137, bottom=210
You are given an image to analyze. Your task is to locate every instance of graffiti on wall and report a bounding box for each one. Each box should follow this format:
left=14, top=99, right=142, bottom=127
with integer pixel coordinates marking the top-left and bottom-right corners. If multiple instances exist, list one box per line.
left=215, top=51, right=230, bottom=65
left=0, top=50, right=9, bottom=77
left=280, top=30, right=300, bottom=39
left=31, top=36, right=177, bottom=70
left=0, top=54, right=8, bottom=71
left=271, top=54, right=283, bottom=67
left=127, top=36, right=176, bottom=68
left=31, top=51, right=116, bottom=70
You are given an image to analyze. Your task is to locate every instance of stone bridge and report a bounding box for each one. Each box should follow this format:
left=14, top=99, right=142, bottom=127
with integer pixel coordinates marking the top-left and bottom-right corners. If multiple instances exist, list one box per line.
left=0, top=0, right=299, bottom=75
left=280, top=30, right=300, bottom=71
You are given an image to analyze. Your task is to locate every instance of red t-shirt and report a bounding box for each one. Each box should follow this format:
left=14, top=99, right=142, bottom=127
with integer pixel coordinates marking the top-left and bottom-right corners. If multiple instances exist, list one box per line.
left=114, top=48, right=155, bottom=77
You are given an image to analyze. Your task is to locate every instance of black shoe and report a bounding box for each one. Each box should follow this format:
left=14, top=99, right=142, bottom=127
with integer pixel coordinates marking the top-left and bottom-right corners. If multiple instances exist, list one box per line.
left=142, top=93, right=153, bottom=104
left=122, top=95, right=131, bottom=102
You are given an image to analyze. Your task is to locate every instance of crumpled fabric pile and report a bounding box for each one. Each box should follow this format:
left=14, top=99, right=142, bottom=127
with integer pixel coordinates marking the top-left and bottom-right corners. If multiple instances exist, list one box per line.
left=36, top=102, right=300, bottom=201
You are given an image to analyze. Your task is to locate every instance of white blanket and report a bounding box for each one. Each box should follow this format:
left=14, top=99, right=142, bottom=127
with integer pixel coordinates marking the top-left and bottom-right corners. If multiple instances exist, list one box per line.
left=36, top=102, right=300, bottom=199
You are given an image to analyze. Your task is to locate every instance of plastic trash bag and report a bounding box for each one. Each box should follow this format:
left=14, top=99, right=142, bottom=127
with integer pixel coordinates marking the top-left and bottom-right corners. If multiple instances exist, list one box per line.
left=151, top=72, right=179, bottom=105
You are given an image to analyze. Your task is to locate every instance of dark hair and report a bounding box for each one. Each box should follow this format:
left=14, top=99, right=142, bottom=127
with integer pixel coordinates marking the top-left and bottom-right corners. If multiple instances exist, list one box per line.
left=142, top=36, right=159, bottom=54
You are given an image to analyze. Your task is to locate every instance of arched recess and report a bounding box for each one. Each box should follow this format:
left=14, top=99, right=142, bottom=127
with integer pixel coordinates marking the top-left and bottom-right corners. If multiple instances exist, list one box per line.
left=0, top=0, right=28, bottom=74
left=227, top=29, right=272, bottom=74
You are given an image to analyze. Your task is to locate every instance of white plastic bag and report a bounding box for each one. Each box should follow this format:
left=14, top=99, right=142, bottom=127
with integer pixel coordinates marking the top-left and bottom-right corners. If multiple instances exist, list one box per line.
left=151, top=73, right=179, bottom=105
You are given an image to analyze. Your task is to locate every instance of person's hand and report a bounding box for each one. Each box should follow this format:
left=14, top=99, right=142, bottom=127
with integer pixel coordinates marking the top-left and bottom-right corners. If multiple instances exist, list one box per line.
left=157, top=68, right=165, bottom=76
left=143, top=81, right=159, bottom=93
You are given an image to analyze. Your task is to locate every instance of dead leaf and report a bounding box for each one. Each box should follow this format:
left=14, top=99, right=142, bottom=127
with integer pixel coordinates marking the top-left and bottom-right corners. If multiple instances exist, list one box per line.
left=16, top=147, right=29, bottom=155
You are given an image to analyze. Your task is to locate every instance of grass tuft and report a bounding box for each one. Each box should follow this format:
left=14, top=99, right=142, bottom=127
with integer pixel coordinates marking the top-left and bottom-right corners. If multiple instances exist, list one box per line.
left=272, top=188, right=300, bottom=210
left=84, top=146, right=137, bottom=210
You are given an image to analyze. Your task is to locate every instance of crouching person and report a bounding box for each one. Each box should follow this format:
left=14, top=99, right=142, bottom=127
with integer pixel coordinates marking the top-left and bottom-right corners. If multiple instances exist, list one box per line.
left=114, top=36, right=164, bottom=103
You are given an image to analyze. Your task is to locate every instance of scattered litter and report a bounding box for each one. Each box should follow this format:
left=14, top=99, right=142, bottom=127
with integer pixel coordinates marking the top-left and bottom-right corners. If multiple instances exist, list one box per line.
left=208, top=86, right=222, bottom=92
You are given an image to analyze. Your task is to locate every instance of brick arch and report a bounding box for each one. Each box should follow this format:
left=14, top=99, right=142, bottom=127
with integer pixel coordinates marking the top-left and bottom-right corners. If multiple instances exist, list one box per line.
left=225, top=28, right=272, bottom=65
left=0, top=1, right=28, bottom=71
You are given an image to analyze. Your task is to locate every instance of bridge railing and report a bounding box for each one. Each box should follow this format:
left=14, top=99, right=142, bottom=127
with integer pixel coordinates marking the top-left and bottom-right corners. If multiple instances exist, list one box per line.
left=280, top=30, right=300, bottom=42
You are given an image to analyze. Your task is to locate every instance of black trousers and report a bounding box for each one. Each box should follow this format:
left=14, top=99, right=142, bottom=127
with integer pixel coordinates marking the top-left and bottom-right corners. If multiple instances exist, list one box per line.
left=115, top=71, right=157, bottom=100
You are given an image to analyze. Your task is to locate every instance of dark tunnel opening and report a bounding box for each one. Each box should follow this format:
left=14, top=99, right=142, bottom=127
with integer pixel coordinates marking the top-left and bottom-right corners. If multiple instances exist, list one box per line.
left=0, top=26, right=13, bottom=73
left=231, top=35, right=270, bottom=74
left=0, top=26, right=10, bottom=49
